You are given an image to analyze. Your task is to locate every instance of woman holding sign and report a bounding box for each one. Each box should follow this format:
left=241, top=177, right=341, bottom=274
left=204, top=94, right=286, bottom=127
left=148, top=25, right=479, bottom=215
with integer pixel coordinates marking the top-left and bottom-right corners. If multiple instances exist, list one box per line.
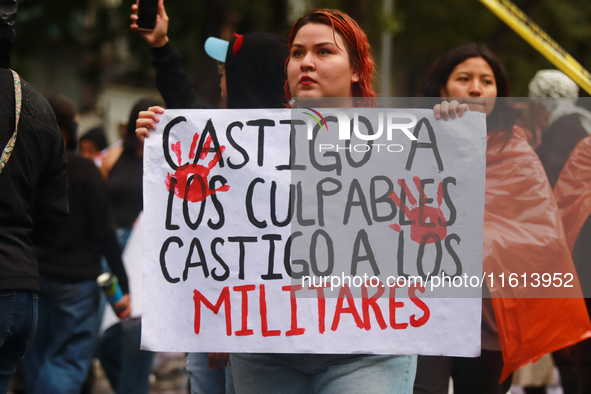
left=226, top=9, right=417, bottom=394
left=413, top=43, right=591, bottom=394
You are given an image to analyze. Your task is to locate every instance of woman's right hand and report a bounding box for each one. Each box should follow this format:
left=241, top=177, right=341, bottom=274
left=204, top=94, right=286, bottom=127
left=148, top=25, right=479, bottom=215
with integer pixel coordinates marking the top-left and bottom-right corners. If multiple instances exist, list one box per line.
left=136, top=106, right=165, bottom=143
left=114, top=294, right=132, bottom=320
left=433, top=100, right=469, bottom=121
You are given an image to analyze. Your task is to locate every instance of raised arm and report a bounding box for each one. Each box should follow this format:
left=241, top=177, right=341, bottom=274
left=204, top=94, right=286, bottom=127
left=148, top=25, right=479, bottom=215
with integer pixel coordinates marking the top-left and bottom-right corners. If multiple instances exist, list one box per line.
left=131, top=0, right=206, bottom=109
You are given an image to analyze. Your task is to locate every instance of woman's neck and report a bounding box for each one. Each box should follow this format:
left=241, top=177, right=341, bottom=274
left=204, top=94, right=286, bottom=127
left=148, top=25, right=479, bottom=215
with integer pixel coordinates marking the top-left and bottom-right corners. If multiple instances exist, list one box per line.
left=293, top=96, right=355, bottom=108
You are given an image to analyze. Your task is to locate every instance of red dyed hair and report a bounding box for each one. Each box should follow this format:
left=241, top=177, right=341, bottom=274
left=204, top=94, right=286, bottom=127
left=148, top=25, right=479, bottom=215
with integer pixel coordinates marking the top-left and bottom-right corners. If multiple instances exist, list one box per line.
left=284, top=9, right=377, bottom=107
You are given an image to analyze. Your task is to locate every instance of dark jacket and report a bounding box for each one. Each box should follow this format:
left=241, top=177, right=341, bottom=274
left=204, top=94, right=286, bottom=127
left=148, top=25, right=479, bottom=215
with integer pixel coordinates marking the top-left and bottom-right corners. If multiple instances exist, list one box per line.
left=536, top=113, right=588, bottom=188
left=35, top=151, right=129, bottom=293
left=151, top=43, right=214, bottom=110
left=0, top=67, right=69, bottom=291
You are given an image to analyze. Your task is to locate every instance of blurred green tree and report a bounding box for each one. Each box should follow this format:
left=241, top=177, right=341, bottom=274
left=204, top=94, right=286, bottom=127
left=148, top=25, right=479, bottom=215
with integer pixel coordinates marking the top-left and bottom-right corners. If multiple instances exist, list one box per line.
left=10, top=0, right=591, bottom=111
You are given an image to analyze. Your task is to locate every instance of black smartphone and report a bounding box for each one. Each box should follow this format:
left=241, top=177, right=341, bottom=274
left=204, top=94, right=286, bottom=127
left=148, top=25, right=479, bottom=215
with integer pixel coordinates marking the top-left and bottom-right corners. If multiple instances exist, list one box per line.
left=136, top=0, right=158, bottom=31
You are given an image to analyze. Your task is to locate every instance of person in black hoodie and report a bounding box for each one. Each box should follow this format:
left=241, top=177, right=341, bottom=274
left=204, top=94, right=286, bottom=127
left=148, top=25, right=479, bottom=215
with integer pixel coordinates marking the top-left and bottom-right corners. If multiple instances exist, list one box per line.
left=21, top=94, right=131, bottom=394
left=0, top=1, right=69, bottom=391
left=131, top=2, right=288, bottom=393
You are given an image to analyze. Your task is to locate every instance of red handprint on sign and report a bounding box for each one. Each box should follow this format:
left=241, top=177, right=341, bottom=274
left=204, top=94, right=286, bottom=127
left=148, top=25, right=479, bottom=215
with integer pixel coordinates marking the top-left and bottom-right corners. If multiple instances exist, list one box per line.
left=165, top=132, right=229, bottom=202
left=389, top=176, right=447, bottom=244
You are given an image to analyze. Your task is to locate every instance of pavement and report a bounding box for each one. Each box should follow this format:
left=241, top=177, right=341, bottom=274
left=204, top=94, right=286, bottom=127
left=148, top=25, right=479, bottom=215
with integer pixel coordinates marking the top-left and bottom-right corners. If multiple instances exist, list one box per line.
left=10, top=355, right=568, bottom=394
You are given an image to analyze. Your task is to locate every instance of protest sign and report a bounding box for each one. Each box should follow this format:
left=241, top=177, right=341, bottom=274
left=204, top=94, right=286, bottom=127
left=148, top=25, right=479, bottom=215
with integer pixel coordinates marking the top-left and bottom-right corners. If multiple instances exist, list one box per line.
left=141, top=107, right=486, bottom=356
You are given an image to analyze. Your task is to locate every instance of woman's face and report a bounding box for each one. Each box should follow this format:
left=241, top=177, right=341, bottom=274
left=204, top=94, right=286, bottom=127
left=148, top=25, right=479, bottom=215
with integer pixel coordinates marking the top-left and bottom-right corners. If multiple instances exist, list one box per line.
left=287, top=23, right=359, bottom=101
left=440, top=57, right=497, bottom=115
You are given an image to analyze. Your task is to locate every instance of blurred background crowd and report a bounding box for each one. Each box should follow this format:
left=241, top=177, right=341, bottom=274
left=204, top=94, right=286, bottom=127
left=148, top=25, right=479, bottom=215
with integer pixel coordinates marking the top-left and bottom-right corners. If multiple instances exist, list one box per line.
left=10, top=0, right=591, bottom=146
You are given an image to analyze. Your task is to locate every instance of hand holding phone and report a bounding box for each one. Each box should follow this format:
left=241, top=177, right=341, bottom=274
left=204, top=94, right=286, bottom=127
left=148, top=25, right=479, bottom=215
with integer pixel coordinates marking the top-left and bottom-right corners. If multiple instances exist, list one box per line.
left=130, top=0, right=169, bottom=48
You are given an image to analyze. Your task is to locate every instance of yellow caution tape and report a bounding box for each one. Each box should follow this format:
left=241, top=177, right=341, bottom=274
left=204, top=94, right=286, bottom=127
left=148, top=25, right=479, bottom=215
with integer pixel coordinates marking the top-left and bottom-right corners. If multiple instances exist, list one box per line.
left=479, top=0, right=591, bottom=95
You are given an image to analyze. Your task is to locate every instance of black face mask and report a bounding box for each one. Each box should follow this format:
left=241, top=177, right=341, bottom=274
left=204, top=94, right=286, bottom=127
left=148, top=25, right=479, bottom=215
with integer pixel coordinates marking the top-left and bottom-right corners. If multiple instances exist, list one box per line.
left=0, top=0, right=17, bottom=68
left=0, top=40, right=10, bottom=68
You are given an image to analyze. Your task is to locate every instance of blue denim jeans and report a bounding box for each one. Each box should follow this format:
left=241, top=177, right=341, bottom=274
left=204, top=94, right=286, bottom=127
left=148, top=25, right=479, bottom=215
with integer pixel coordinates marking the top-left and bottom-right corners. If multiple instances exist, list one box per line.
left=186, top=352, right=235, bottom=394
left=22, top=276, right=101, bottom=394
left=230, top=353, right=417, bottom=394
left=96, top=318, right=154, bottom=394
left=0, top=290, right=38, bottom=394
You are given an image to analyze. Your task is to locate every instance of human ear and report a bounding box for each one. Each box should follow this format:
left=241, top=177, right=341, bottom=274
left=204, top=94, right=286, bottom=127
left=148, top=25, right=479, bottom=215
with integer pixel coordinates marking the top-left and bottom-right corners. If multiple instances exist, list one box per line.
left=351, top=67, right=360, bottom=83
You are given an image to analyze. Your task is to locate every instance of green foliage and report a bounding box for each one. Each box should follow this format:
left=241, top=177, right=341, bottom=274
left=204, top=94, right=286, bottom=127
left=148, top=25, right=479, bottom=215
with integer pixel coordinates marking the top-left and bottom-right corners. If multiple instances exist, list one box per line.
left=10, top=0, right=591, bottom=107
left=390, top=0, right=591, bottom=96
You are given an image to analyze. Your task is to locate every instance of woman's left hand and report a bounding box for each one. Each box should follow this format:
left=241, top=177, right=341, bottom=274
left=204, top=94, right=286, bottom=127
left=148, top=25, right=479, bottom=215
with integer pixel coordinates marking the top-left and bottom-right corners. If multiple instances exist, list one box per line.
left=433, top=100, right=469, bottom=120
left=114, top=294, right=132, bottom=320
left=208, top=353, right=230, bottom=369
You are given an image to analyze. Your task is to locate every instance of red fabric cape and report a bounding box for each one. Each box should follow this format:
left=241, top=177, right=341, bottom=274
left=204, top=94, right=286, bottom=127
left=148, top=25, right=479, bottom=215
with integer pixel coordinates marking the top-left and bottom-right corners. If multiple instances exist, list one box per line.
left=484, top=127, right=591, bottom=381
left=554, top=135, right=591, bottom=253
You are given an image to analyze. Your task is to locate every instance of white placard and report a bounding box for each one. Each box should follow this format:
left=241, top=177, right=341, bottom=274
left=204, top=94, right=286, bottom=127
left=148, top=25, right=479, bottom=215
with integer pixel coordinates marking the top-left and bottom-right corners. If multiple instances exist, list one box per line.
left=141, top=108, right=486, bottom=357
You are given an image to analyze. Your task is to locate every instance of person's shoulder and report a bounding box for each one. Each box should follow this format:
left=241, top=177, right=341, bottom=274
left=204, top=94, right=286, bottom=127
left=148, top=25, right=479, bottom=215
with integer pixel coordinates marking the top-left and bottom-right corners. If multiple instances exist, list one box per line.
left=504, top=126, right=536, bottom=155
left=487, top=126, right=541, bottom=170
left=19, top=78, right=61, bottom=136
left=488, top=126, right=531, bottom=155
